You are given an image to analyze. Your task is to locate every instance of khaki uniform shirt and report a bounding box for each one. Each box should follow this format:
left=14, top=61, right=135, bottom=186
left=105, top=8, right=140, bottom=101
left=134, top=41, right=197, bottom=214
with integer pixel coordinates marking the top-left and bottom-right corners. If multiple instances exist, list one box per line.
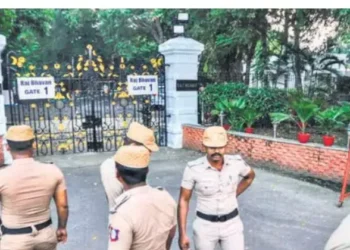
left=325, top=214, right=350, bottom=250
left=100, top=157, right=124, bottom=211
left=108, top=185, right=177, bottom=250
left=181, top=154, right=251, bottom=215
left=0, top=158, right=66, bottom=227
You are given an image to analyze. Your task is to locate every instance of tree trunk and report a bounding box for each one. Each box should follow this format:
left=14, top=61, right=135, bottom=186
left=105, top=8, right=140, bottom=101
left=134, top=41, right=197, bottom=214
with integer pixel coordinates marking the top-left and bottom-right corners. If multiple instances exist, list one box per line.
left=276, top=9, right=290, bottom=88
left=231, top=50, right=243, bottom=82
left=293, top=10, right=303, bottom=91
left=245, top=43, right=256, bottom=85
left=245, top=60, right=252, bottom=86
left=261, top=31, right=269, bottom=87
left=223, top=54, right=231, bottom=82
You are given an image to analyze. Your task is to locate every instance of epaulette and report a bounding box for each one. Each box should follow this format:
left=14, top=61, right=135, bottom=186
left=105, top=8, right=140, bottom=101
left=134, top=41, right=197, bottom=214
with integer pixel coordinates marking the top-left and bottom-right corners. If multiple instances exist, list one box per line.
left=109, top=194, right=130, bottom=215
left=43, top=161, right=54, bottom=164
left=187, top=157, right=205, bottom=168
left=226, top=154, right=243, bottom=161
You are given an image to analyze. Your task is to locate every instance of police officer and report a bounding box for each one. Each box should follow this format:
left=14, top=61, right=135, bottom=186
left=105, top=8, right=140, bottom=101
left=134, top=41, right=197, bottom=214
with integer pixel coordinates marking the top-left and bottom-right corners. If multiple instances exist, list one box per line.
left=0, top=125, right=69, bottom=250
left=178, top=126, right=255, bottom=250
left=100, top=121, right=159, bottom=211
left=324, top=213, right=350, bottom=250
left=108, top=145, right=176, bottom=250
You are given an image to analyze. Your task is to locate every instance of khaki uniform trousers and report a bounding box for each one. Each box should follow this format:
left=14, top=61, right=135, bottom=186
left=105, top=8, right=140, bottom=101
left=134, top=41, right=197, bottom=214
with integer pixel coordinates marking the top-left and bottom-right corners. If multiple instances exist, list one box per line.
left=325, top=214, right=350, bottom=250
left=0, top=225, right=57, bottom=250
left=193, top=216, right=244, bottom=250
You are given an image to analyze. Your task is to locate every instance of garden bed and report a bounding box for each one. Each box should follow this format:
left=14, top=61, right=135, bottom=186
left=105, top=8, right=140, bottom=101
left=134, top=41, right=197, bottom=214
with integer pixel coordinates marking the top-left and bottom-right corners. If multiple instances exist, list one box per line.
left=201, top=122, right=349, bottom=148
left=253, top=124, right=348, bottom=148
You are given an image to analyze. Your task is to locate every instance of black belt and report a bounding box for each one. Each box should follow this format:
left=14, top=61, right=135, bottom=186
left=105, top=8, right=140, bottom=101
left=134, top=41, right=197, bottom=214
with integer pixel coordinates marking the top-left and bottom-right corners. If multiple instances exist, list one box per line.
left=1, top=219, right=52, bottom=235
left=197, top=208, right=238, bottom=222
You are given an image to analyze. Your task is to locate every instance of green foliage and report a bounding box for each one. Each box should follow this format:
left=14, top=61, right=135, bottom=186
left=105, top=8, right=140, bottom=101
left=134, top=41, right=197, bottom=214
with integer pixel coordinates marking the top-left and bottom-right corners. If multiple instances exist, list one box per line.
left=269, top=98, right=319, bottom=133
left=338, top=102, right=350, bottom=123
left=315, top=106, right=347, bottom=135
left=225, top=98, right=247, bottom=131
left=40, top=9, right=105, bottom=63
left=211, top=99, right=230, bottom=116
left=290, top=98, right=320, bottom=132
left=0, top=10, right=16, bottom=36
left=200, top=83, right=248, bottom=108
left=0, top=8, right=348, bottom=90
left=269, top=113, right=292, bottom=124
left=210, top=97, right=247, bottom=131
left=247, top=88, right=289, bottom=115
left=211, top=96, right=262, bottom=130
left=1, top=9, right=55, bottom=64
left=97, top=9, right=158, bottom=59
left=242, top=108, right=262, bottom=128
left=202, top=83, right=289, bottom=128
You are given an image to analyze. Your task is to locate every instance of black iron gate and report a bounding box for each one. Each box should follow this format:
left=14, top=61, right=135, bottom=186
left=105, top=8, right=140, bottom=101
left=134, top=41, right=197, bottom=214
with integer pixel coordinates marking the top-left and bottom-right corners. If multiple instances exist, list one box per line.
left=5, top=45, right=167, bottom=156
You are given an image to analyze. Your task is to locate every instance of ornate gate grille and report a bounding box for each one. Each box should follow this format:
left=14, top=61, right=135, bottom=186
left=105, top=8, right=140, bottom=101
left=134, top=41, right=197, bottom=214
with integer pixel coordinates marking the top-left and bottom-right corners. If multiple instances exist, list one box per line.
left=5, top=45, right=167, bottom=156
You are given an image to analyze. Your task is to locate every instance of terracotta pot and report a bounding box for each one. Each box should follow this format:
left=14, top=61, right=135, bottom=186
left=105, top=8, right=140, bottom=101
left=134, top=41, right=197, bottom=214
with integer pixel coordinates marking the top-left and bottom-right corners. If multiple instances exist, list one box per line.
left=323, top=135, right=335, bottom=147
left=245, top=127, right=254, bottom=134
left=223, top=124, right=231, bottom=130
left=297, top=133, right=311, bottom=143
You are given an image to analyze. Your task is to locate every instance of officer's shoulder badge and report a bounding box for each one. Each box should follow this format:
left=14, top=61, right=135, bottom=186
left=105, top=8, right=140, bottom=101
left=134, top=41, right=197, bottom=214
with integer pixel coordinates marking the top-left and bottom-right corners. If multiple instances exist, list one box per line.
left=42, top=161, right=54, bottom=164
left=108, top=225, right=120, bottom=242
left=110, top=194, right=130, bottom=214
left=187, top=157, right=205, bottom=168
left=226, top=154, right=243, bottom=161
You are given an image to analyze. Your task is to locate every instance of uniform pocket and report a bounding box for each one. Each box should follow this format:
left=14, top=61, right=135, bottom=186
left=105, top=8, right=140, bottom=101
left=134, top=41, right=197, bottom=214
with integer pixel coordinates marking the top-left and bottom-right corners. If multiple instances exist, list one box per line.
left=223, top=173, right=240, bottom=193
left=198, top=180, right=218, bottom=196
left=35, top=227, right=58, bottom=250
left=42, top=226, right=58, bottom=245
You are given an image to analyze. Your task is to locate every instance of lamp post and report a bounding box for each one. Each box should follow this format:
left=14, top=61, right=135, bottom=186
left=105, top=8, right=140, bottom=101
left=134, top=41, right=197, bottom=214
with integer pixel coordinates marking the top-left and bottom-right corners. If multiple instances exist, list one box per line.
left=173, top=12, right=189, bottom=37
left=219, top=111, right=225, bottom=127
left=273, top=122, right=279, bottom=139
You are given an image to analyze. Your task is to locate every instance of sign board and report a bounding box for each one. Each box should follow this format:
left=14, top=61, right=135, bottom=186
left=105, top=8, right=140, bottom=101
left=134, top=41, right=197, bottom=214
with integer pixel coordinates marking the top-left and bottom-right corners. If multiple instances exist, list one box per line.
left=176, top=80, right=198, bottom=91
left=127, top=75, right=158, bottom=96
left=17, top=77, right=55, bottom=100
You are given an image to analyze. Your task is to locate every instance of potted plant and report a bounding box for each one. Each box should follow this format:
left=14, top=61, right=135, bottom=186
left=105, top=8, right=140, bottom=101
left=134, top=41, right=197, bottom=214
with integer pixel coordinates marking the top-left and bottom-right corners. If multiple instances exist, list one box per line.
left=226, top=98, right=246, bottom=132
left=241, top=108, right=262, bottom=134
left=315, top=106, right=347, bottom=146
left=211, top=98, right=247, bottom=131
left=291, top=99, right=319, bottom=143
left=270, top=98, right=319, bottom=143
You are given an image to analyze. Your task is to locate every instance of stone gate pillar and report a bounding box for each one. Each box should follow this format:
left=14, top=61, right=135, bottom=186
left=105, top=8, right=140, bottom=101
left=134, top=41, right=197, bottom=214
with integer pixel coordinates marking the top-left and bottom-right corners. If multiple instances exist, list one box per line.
left=159, top=37, right=204, bottom=149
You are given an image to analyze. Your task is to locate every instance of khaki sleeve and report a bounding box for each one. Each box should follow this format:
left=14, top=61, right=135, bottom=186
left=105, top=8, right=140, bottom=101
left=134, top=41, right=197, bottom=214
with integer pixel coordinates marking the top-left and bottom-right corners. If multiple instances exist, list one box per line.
left=100, top=159, right=124, bottom=209
left=168, top=194, right=177, bottom=227
left=238, top=159, right=252, bottom=177
left=55, top=166, right=67, bottom=191
left=0, top=172, right=5, bottom=193
left=108, top=215, right=133, bottom=250
left=172, top=203, right=177, bottom=227
left=181, top=166, right=195, bottom=190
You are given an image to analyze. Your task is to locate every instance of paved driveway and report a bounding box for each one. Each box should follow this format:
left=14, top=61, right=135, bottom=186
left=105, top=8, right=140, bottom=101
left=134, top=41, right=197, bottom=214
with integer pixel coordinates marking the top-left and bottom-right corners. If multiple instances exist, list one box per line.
left=39, top=148, right=350, bottom=250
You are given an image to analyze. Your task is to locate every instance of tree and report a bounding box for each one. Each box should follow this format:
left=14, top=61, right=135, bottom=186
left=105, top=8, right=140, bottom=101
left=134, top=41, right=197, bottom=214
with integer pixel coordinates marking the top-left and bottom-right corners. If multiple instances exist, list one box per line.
left=190, top=9, right=271, bottom=83
left=1, top=10, right=54, bottom=61
left=97, top=9, right=179, bottom=59
left=40, top=9, right=105, bottom=64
